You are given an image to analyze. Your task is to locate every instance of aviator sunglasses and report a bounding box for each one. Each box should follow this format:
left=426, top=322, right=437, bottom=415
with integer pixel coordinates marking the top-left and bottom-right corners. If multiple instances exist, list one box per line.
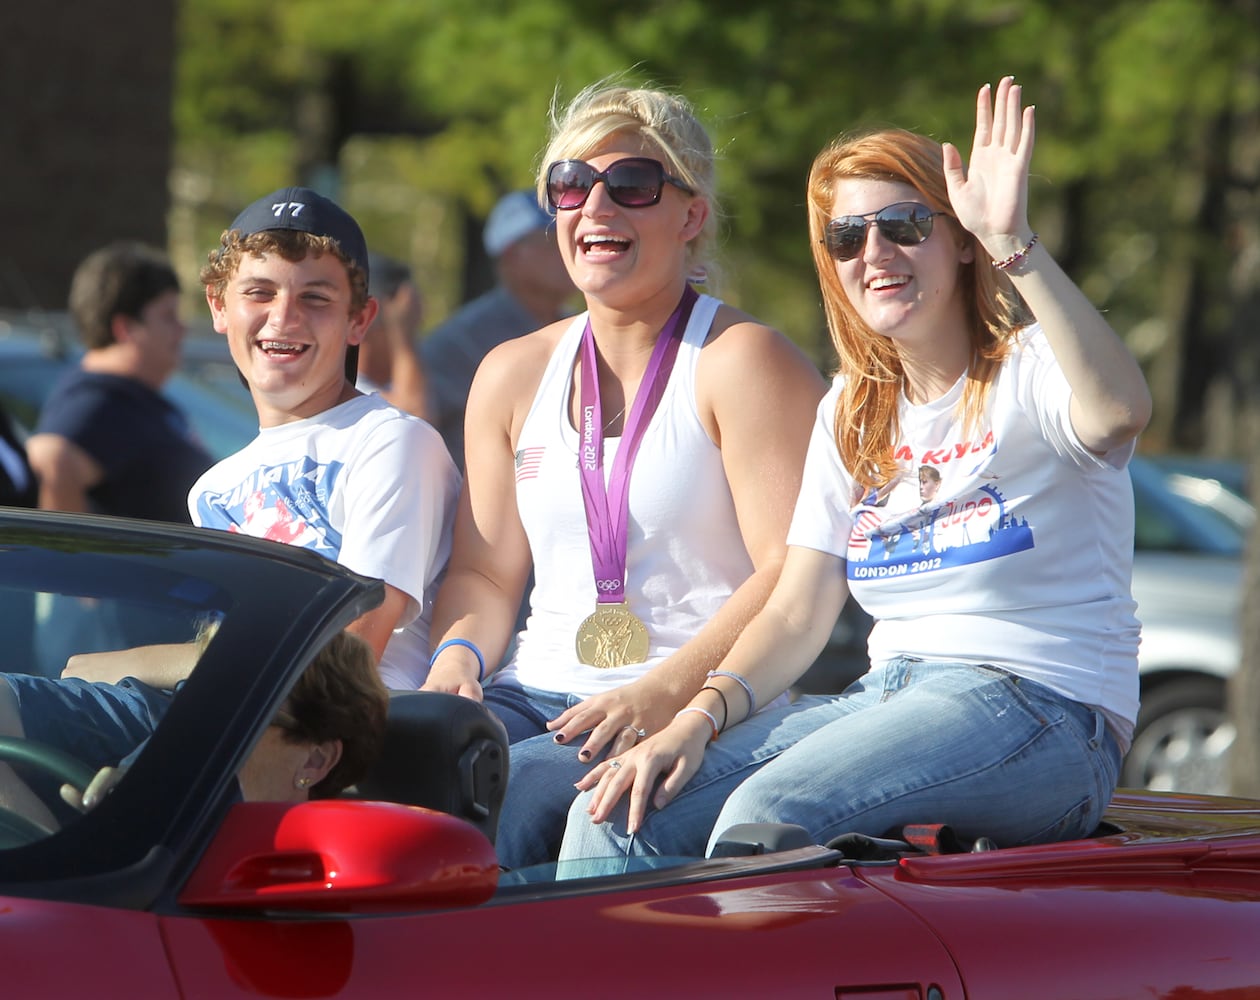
left=545, top=157, right=695, bottom=211
left=821, top=201, right=949, bottom=261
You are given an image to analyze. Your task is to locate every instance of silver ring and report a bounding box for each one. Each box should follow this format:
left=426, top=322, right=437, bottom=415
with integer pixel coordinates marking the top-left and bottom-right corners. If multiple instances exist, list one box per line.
left=608, top=760, right=622, bottom=770
left=623, top=726, right=647, bottom=740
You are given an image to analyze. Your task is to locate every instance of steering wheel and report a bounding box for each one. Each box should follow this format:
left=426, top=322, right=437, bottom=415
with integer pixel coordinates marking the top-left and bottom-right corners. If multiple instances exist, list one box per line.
left=0, top=736, right=100, bottom=848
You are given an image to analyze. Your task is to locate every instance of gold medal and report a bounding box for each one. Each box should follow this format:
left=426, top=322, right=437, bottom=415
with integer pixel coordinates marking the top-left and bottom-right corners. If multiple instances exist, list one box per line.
left=575, top=602, right=650, bottom=669
left=574, top=290, right=697, bottom=671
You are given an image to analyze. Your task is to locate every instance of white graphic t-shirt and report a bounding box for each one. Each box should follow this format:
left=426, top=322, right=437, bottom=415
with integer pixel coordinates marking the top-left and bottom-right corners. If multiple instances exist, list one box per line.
left=788, top=325, right=1140, bottom=734
left=189, top=393, right=459, bottom=689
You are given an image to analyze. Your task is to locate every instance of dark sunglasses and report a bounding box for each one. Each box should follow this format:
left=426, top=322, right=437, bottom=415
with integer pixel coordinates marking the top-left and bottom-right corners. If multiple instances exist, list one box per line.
left=821, top=202, right=948, bottom=261
left=545, top=157, right=695, bottom=211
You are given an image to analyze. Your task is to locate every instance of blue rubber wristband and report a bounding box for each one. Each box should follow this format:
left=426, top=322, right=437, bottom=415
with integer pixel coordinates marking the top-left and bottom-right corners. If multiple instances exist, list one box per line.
left=430, top=638, right=485, bottom=682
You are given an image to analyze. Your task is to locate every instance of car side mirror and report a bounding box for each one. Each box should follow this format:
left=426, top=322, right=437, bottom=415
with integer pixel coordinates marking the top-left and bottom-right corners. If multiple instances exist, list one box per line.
left=179, top=799, right=498, bottom=913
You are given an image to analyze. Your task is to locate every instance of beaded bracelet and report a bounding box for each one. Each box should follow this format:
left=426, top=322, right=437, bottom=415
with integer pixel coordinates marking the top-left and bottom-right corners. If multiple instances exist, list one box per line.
left=992, top=232, right=1039, bottom=272
left=675, top=706, right=720, bottom=742
left=429, top=638, right=485, bottom=681
left=699, top=684, right=730, bottom=733
left=707, top=669, right=756, bottom=716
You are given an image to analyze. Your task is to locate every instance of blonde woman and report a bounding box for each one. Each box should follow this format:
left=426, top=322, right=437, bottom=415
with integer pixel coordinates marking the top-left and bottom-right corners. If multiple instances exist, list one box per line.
left=423, top=79, right=828, bottom=868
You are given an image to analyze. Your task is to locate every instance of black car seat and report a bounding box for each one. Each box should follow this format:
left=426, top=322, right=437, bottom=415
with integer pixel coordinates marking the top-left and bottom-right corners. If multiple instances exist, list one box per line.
left=355, top=691, right=509, bottom=845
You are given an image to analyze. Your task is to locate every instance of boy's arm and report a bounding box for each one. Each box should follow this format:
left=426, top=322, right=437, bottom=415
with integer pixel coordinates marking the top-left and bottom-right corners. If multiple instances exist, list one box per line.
left=60, top=598, right=412, bottom=684
left=344, top=583, right=412, bottom=662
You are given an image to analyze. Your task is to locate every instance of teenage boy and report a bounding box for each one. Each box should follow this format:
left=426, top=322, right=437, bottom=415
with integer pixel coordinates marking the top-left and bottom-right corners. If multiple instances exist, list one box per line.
left=61, top=189, right=457, bottom=692
left=190, top=187, right=459, bottom=690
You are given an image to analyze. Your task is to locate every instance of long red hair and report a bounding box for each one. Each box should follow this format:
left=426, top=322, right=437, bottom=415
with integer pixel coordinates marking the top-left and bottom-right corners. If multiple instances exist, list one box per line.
left=806, top=128, right=1025, bottom=494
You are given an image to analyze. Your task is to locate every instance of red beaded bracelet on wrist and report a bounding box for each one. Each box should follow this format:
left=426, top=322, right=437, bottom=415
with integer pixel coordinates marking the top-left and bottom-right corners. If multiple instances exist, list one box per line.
left=992, top=232, right=1039, bottom=271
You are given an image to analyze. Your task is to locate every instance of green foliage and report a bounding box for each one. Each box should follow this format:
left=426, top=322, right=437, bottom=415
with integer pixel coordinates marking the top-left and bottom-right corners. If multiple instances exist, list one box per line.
left=172, top=0, right=1260, bottom=385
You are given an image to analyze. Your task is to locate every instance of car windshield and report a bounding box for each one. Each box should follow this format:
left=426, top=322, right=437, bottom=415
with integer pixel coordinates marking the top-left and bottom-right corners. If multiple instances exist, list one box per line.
left=0, top=510, right=388, bottom=900
left=0, top=535, right=230, bottom=849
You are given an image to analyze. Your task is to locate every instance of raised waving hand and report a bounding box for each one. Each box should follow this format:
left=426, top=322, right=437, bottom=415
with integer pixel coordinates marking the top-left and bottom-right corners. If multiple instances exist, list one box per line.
left=942, top=76, right=1035, bottom=261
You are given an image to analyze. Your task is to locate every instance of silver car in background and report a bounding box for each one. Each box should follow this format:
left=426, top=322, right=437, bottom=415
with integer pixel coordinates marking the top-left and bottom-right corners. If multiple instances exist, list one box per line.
left=1124, top=455, right=1244, bottom=794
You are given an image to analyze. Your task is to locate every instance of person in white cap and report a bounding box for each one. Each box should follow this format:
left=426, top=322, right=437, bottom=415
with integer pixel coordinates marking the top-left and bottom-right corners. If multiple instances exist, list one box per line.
left=420, top=190, right=575, bottom=471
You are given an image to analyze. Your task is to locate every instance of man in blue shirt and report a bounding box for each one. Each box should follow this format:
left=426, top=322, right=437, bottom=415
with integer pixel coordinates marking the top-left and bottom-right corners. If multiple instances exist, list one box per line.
left=27, top=241, right=212, bottom=524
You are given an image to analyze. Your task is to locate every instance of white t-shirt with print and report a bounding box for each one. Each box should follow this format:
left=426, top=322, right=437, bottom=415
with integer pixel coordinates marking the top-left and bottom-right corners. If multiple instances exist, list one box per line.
left=189, top=393, right=459, bottom=689
left=787, top=325, right=1140, bottom=734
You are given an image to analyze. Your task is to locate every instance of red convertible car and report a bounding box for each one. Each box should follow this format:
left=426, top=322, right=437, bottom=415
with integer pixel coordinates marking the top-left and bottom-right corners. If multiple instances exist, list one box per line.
left=2, top=509, right=1259, bottom=998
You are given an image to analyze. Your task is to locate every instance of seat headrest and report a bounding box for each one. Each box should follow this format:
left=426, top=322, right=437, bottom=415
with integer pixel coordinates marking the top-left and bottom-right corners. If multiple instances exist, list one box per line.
left=355, top=691, right=509, bottom=844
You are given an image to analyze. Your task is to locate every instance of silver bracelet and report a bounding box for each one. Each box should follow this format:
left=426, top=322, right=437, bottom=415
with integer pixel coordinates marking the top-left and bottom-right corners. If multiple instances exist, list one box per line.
left=675, top=706, right=719, bottom=742
left=707, top=669, right=756, bottom=716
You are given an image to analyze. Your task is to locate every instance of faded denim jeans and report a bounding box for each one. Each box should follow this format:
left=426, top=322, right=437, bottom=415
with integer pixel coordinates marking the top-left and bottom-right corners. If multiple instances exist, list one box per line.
left=559, top=659, right=1121, bottom=867
left=493, top=683, right=832, bottom=871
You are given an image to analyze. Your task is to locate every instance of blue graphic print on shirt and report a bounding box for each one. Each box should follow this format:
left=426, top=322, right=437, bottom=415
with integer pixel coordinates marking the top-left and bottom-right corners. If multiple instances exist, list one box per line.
left=195, top=456, right=345, bottom=559
left=846, top=431, right=1035, bottom=580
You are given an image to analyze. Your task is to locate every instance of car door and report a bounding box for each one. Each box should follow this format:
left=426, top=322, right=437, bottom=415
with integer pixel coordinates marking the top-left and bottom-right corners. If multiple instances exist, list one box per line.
left=6, top=897, right=181, bottom=998
left=162, top=810, right=964, bottom=999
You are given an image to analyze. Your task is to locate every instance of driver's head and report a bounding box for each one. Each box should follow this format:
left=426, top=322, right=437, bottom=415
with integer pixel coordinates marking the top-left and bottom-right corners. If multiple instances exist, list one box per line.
left=240, top=631, right=388, bottom=801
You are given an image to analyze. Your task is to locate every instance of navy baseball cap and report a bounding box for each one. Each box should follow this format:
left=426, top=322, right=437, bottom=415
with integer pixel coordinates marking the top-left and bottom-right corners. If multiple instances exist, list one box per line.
left=229, top=186, right=368, bottom=382
left=229, top=186, right=370, bottom=283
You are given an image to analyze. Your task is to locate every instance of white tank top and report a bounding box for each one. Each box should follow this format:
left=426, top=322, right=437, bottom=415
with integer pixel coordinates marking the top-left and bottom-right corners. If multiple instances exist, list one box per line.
left=495, top=294, right=754, bottom=696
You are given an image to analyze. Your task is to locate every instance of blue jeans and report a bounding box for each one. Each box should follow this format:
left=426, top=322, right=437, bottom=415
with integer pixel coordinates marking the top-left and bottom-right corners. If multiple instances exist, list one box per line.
left=481, top=682, right=577, bottom=745
left=495, top=683, right=834, bottom=870
left=559, top=659, right=1121, bottom=866
left=552, top=694, right=840, bottom=868
left=489, top=684, right=596, bottom=870
left=3, top=673, right=172, bottom=764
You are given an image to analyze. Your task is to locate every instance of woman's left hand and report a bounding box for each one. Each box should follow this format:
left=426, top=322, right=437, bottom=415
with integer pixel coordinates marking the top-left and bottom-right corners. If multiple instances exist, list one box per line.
left=546, top=677, right=680, bottom=763
left=943, top=76, right=1035, bottom=252
left=573, top=711, right=714, bottom=834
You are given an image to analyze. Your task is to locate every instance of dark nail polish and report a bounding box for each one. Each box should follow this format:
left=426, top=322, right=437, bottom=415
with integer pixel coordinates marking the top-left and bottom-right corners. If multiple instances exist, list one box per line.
left=579, top=750, right=591, bottom=761
left=554, top=732, right=565, bottom=743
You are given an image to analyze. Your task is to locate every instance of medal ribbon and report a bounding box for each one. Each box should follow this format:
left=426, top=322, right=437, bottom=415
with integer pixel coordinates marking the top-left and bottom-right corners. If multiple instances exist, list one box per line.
left=578, top=286, right=699, bottom=605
